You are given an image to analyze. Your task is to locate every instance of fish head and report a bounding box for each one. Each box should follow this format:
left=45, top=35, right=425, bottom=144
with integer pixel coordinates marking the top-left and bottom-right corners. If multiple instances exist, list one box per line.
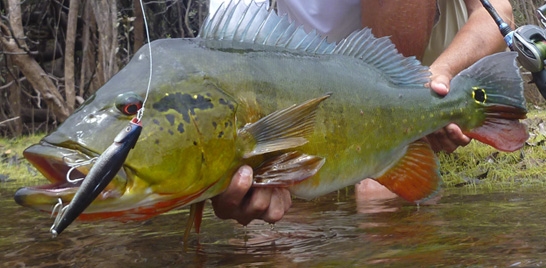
left=15, top=40, right=240, bottom=221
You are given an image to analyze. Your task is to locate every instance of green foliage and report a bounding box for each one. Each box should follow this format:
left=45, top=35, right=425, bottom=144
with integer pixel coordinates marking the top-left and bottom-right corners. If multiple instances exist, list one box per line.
left=439, top=109, right=546, bottom=190
left=0, top=134, right=44, bottom=191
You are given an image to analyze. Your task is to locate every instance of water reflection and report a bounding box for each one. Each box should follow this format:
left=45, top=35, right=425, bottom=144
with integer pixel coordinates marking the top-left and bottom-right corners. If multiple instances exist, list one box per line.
left=3, top=179, right=546, bottom=267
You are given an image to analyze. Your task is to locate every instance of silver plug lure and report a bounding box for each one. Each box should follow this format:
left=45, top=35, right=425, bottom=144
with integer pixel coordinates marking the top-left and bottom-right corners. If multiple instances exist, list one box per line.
left=50, top=118, right=142, bottom=237
left=50, top=0, right=154, bottom=237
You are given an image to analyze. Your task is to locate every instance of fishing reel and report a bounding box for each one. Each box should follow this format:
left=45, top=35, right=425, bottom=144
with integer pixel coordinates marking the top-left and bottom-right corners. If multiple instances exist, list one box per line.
left=481, top=0, right=546, bottom=99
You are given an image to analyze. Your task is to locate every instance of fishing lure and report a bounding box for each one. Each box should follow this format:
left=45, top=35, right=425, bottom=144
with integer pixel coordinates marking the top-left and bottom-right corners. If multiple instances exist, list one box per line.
left=50, top=118, right=142, bottom=237
left=49, top=0, right=153, bottom=237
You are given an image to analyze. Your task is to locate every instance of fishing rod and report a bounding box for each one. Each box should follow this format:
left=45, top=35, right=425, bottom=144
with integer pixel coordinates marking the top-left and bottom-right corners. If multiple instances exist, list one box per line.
left=480, top=0, right=546, bottom=99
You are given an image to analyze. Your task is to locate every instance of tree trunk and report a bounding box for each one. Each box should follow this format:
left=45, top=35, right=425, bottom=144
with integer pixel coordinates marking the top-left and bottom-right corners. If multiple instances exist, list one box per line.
left=64, top=0, right=80, bottom=111
left=7, top=62, right=22, bottom=136
left=90, top=0, right=119, bottom=85
left=133, top=0, right=144, bottom=51
left=1, top=55, right=21, bottom=135
left=0, top=0, right=70, bottom=122
left=79, top=0, right=102, bottom=96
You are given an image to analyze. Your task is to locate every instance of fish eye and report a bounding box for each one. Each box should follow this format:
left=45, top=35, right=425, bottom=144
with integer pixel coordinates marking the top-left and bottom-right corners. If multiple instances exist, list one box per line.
left=115, top=92, right=143, bottom=116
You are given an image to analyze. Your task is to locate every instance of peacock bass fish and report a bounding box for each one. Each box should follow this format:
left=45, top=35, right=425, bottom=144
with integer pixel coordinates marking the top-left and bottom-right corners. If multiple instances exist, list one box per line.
left=15, top=1, right=527, bottom=237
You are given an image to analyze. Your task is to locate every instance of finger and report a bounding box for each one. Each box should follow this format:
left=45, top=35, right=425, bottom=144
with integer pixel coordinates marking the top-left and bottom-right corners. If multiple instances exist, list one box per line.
left=245, top=187, right=273, bottom=217
left=430, top=80, right=449, bottom=96
left=211, top=165, right=253, bottom=219
left=222, top=165, right=254, bottom=206
left=444, top=124, right=471, bottom=147
left=261, top=188, right=291, bottom=223
left=439, top=139, right=459, bottom=153
left=238, top=187, right=273, bottom=226
left=429, top=73, right=451, bottom=96
left=428, top=125, right=471, bottom=153
left=426, top=128, right=458, bottom=153
left=424, top=131, right=442, bottom=152
left=281, top=188, right=292, bottom=211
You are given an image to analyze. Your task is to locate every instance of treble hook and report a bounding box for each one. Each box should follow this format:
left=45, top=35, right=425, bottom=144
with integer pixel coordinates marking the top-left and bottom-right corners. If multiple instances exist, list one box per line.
left=50, top=118, right=142, bottom=237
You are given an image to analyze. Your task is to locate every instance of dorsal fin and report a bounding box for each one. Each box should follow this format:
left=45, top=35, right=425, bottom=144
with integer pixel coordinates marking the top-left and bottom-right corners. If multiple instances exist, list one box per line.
left=199, top=0, right=336, bottom=54
left=334, top=29, right=431, bottom=87
left=199, top=0, right=430, bottom=87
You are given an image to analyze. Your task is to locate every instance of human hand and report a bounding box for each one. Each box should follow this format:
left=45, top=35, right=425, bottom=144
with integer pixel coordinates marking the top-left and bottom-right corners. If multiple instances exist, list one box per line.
left=210, top=165, right=292, bottom=226
left=425, top=73, right=472, bottom=153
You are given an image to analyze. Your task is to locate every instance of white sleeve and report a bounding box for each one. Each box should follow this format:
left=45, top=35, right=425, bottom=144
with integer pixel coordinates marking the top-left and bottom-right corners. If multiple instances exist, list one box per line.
left=209, top=0, right=269, bottom=16
left=277, top=0, right=361, bottom=42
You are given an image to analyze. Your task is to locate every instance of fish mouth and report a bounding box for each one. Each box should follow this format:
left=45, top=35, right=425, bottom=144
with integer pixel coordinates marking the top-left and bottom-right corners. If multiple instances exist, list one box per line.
left=14, top=142, right=128, bottom=216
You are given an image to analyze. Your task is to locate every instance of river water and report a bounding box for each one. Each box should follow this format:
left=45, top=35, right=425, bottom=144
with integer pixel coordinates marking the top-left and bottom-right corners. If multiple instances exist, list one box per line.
left=2, top=179, right=546, bottom=267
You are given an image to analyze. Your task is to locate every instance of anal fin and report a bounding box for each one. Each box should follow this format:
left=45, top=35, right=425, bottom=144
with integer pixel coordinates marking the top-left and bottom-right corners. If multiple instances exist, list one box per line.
left=253, top=151, right=325, bottom=187
left=183, top=201, right=206, bottom=244
left=374, top=140, right=442, bottom=204
left=238, top=94, right=331, bottom=158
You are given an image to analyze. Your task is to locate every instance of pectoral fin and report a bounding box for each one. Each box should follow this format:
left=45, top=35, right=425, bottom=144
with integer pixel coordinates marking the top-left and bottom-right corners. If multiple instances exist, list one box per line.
left=238, top=94, right=331, bottom=158
left=253, top=151, right=325, bottom=187
left=374, top=140, right=442, bottom=204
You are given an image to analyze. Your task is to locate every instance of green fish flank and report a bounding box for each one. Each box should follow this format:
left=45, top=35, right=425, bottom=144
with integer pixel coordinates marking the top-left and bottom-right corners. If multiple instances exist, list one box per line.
left=14, top=1, right=528, bottom=234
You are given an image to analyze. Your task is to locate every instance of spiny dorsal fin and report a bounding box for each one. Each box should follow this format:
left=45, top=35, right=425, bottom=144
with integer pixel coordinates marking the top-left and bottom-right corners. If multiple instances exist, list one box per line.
left=237, top=94, right=331, bottom=158
left=334, top=29, right=431, bottom=87
left=199, top=0, right=336, bottom=54
left=199, top=0, right=430, bottom=87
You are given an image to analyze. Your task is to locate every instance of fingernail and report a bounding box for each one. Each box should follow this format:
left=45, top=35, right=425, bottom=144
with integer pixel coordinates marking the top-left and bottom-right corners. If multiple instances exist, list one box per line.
left=240, top=166, right=252, bottom=178
left=438, top=83, right=448, bottom=93
left=431, top=81, right=449, bottom=95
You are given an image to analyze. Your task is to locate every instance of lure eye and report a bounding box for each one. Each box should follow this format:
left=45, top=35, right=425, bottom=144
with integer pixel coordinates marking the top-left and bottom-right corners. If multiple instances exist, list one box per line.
left=115, top=93, right=143, bottom=116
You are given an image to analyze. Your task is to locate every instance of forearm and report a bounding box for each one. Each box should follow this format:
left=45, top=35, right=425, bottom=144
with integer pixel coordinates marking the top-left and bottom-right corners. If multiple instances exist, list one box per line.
left=429, top=0, right=513, bottom=79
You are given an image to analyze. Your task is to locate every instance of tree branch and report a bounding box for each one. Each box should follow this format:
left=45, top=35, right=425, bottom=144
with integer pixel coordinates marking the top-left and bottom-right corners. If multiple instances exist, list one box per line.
left=0, top=0, right=70, bottom=122
left=64, top=0, right=80, bottom=111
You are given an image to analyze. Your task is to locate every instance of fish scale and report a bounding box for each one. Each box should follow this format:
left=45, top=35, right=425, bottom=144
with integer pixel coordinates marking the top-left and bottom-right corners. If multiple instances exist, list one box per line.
left=15, top=0, right=527, bottom=237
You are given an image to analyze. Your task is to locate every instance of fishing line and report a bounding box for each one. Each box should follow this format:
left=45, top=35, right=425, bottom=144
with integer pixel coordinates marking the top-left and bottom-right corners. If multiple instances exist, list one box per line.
left=136, top=0, right=153, bottom=122
left=59, top=0, right=153, bottom=175
left=49, top=0, right=153, bottom=234
left=59, top=0, right=153, bottom=174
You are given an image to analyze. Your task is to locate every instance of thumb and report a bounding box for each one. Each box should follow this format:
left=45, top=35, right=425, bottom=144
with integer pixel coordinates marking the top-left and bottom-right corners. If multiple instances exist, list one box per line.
left=429, top=74, right=451, bottom=96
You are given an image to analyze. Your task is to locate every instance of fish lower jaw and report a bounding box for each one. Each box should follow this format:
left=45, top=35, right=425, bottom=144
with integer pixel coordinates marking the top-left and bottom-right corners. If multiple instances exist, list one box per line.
left=18, top=143, right=132, bottom=216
